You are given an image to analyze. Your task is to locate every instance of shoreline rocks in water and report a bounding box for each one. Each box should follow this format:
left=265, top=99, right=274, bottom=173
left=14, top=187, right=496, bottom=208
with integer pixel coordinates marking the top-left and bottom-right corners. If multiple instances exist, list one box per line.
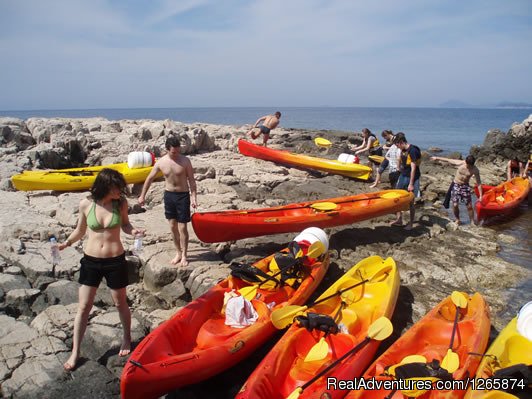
left=0, top=116, right=531, bottom=398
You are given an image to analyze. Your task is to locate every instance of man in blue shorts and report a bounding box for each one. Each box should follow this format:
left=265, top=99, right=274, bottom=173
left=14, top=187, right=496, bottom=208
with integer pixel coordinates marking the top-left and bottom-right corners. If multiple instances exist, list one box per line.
left=138, top=136, right=197, bottom=266
left=247, top=111, right=281, bottom=147
left=390, top=134, right=421, bottom=230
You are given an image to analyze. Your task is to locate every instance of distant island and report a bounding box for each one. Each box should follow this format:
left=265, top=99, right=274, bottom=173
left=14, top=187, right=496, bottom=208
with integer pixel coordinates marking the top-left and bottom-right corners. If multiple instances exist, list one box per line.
left=439, top=100, right=532, bottom=109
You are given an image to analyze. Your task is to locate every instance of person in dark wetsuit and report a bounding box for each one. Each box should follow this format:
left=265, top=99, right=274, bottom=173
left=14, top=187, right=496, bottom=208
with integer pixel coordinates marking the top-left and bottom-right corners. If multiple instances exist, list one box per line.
left=247, top=111, right=281, bottom=147
left=139, top=136, right=197, bottom=267
left=58, top=168, right=145, bottom=371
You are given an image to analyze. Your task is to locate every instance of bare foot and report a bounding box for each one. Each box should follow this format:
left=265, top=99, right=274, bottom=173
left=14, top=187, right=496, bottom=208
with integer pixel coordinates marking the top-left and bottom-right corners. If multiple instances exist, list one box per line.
left=390, top=220, right=403, bottom=227
left=180, top=256, right=189, bottom=267
left=454, top=219, right=462, bottom=226
left=170, top=252, right=181, bottom=265
left=63, top=353, right=78, bottom=371
left=370, top=182, right=378, bottom=188
left=119, top=338, right=131, bottom=357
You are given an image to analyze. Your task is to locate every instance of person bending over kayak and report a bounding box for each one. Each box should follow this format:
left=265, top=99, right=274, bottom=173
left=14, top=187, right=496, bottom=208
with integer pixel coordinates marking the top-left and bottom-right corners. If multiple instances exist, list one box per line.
left=247, top=111, right=281, bottom=147
left=58, top=168, right=145, bottom=371
left=431, top=155, right=483, bottom=225
left=139, top=136, right=197, bottom=267
left=507, top=157, right=525, bottom=181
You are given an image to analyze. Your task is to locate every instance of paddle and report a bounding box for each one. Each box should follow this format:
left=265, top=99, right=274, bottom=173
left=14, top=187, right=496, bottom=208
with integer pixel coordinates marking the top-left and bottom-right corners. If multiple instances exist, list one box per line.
left=286, top=317, right=393, bottom=399
left=314, top=137, right=384, bottom=163
left=303, top=294, right=355, bottom=362
left=441, top=291, right=468, bottom=373
left=239, top=241, right=326, bottom=300
left=271, top=264, right=393, bottom=329
left=309, top=202, right=338, bottom=211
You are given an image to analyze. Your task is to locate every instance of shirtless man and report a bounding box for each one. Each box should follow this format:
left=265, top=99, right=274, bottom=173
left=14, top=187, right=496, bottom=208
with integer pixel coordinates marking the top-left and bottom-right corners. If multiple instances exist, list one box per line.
left=247, top=111, right=281, bottom=147
left=431, top=155, right=483, bottom=225
left=138, top=136, right=197, bottom=266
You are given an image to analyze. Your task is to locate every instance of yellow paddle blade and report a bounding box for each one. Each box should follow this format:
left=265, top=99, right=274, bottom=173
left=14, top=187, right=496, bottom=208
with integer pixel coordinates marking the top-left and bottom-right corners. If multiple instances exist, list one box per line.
left=441, top=348, right=460, bottom=373
left=369, top=155, right=385, bottom=164
left=401, top=377, right=438, bottom=397
left=304, top=336, right=328, bottom=363
left=306, top=240, right=326, bottom=258
left=401, top=354, right=428, bottom=364
left=314, top=137, right=332, bottom=147
left=238, top=285, right=258, bottom=301
left=271, top=305, right=309, bottom=329
left=451, top=291, right=468, bottom=308
left=310, top=202, right=338, bottom=211
left=286, top=386, right=303, bottom=399
left=368, top=317, right=393, bottom=341
left=381, top=191, right=402, bottom=199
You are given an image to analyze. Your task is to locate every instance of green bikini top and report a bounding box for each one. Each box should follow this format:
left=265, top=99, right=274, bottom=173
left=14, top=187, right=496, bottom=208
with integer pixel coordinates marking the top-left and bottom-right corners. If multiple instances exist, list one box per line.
left=87, top=200, right=121, bottom=231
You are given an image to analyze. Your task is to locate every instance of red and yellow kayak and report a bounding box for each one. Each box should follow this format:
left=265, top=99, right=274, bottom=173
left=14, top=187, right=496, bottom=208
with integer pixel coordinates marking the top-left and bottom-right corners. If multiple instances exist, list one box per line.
left=11, top=163, right=161, bottom=191
left=475, top=177, right=530, bottom=222
left=345, top=292, right=490, bottom=399
left=191, top=190, right=414, bottom=243
left=238, top=139, right=372, bottom=180
left=120, top=244, right=329, bottom=399
left=235, top=255, right=400, bottom=399
left=464, top=317, right=532, bottom=399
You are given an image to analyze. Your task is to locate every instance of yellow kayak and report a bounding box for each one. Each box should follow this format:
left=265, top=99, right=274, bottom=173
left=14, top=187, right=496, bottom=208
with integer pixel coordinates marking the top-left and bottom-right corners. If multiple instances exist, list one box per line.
left=465, top=317, right=531, bottom=398
left=11, top=163, right=161, bottom=191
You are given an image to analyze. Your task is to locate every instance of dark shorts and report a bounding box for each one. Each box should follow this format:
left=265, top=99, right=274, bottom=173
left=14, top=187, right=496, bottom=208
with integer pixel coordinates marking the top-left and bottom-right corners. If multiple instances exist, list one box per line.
left=164, top=191, right=191, bottom=222
left=451, top=182, right=472, bottom=205
left=79, top=253, right=128, bottom=289
left=396, top=174, right=421, bottom=197
left=259, top=125, right=271, bottom=135
left=389, top=171, right=400, bottom=188
left=378, top=159, right=390, bottom=174
left=369, top=147, right=383, bottom=156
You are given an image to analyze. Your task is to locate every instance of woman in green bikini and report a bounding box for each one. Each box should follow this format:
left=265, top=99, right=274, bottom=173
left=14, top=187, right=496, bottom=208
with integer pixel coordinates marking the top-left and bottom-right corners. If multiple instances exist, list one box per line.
left=58, top=168, right=144, bottom=371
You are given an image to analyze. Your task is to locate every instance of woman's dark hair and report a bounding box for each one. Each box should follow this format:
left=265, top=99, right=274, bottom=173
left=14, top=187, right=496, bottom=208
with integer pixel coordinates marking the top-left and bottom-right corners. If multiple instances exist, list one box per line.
left=90, top=168, right=127, bottom=201
left=361, top=128, right=371, bottom=136
left=165, top=136, right=181, bottom=150
left=381, top=129, right=393, bottom=138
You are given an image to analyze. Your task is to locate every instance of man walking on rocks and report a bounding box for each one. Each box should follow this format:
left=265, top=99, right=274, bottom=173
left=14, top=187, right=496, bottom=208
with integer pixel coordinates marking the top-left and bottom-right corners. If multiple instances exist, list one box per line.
left=139, top=136, right=197, bottom=266
left=247, top=111, right=281, bottom=147
left=431, top=155, right=483, bottom=225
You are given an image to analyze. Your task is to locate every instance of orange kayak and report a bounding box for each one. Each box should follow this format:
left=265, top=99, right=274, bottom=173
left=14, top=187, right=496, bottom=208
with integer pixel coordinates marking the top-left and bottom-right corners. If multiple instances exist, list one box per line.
left=191, top=190, right=414, bottom=243
left=238, top=139, right=372, bottom=180
left=345, top=292, right=490, bottom=399
left=235, top=255, right=400, bottom=399
left=120, top=243, right=329, bottom=399
left=475, top=177, right=530, bottom=222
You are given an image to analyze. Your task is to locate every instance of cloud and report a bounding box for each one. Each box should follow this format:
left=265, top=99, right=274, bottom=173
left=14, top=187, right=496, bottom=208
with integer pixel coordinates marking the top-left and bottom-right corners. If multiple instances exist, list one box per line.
left=0, top=0, right=531, bottom=109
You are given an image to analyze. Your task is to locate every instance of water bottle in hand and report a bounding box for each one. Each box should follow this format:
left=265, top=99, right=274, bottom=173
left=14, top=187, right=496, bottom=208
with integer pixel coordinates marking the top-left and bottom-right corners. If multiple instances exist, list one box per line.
left=50, top=237, right=61, bottom=265
left=133, top=232, right=143, bottom=255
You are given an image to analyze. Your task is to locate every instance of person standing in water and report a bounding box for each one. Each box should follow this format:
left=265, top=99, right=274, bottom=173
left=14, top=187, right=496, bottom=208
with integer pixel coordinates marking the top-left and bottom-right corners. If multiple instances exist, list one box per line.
left=247, top=111, right=281, bottom=147
left=138, top=136, right=197, bottom=266
left=58, top=168, right=144, bottom=371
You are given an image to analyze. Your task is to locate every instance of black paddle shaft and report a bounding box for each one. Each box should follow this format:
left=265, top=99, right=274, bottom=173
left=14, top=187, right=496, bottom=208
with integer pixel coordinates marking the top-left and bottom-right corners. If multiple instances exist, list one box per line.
left=309, top=278, right=370, bottom=307
left=300, top=336, right=371, bottom=391
left=449, top=305, right=460, bottom=350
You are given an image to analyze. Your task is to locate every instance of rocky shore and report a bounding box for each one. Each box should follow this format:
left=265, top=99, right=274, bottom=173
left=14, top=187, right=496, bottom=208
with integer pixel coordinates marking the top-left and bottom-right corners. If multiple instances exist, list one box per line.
left=0, top=116, right=531, bottom=398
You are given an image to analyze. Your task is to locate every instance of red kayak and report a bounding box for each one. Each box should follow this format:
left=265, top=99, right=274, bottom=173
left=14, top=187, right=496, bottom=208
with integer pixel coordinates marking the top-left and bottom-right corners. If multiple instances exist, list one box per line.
left=238, top=139, right=372, bottom=180
left=120, top=243, right=329, bottom=399
left=346, top=292, right=490, bottom=399
left=191, top=190, right=414, bottom=243
left=474, top=177, right=530, bottom=222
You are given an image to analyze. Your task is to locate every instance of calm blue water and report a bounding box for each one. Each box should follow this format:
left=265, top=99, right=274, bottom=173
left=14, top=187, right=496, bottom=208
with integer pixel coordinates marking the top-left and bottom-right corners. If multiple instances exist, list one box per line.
left=1, top=107, right=530, bottom=155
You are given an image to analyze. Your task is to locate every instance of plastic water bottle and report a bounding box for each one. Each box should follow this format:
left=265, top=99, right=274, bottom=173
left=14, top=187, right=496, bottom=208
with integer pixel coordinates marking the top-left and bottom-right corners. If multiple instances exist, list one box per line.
left=133, top=232, right=143, bottom=255
left=50, top=237, right=61, bottom=265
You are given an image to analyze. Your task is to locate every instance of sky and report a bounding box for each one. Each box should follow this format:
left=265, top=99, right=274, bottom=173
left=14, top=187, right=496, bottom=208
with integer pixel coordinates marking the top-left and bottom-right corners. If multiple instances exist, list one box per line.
left=1, top=0, right=531, bottom=110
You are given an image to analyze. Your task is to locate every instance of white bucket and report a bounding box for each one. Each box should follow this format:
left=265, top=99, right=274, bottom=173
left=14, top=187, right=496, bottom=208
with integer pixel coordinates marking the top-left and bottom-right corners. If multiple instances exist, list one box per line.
left=337, top=153, right=359, bottom=164
left=293, top=227, right=329, bottom=251
left=517, top=301, right=532, bottom=340
left=127, top=152, right=154, bottom=169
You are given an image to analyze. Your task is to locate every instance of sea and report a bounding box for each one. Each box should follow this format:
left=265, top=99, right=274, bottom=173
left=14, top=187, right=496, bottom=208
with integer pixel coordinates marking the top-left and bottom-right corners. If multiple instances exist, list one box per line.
left=2, top=106, right=531, bottom=310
